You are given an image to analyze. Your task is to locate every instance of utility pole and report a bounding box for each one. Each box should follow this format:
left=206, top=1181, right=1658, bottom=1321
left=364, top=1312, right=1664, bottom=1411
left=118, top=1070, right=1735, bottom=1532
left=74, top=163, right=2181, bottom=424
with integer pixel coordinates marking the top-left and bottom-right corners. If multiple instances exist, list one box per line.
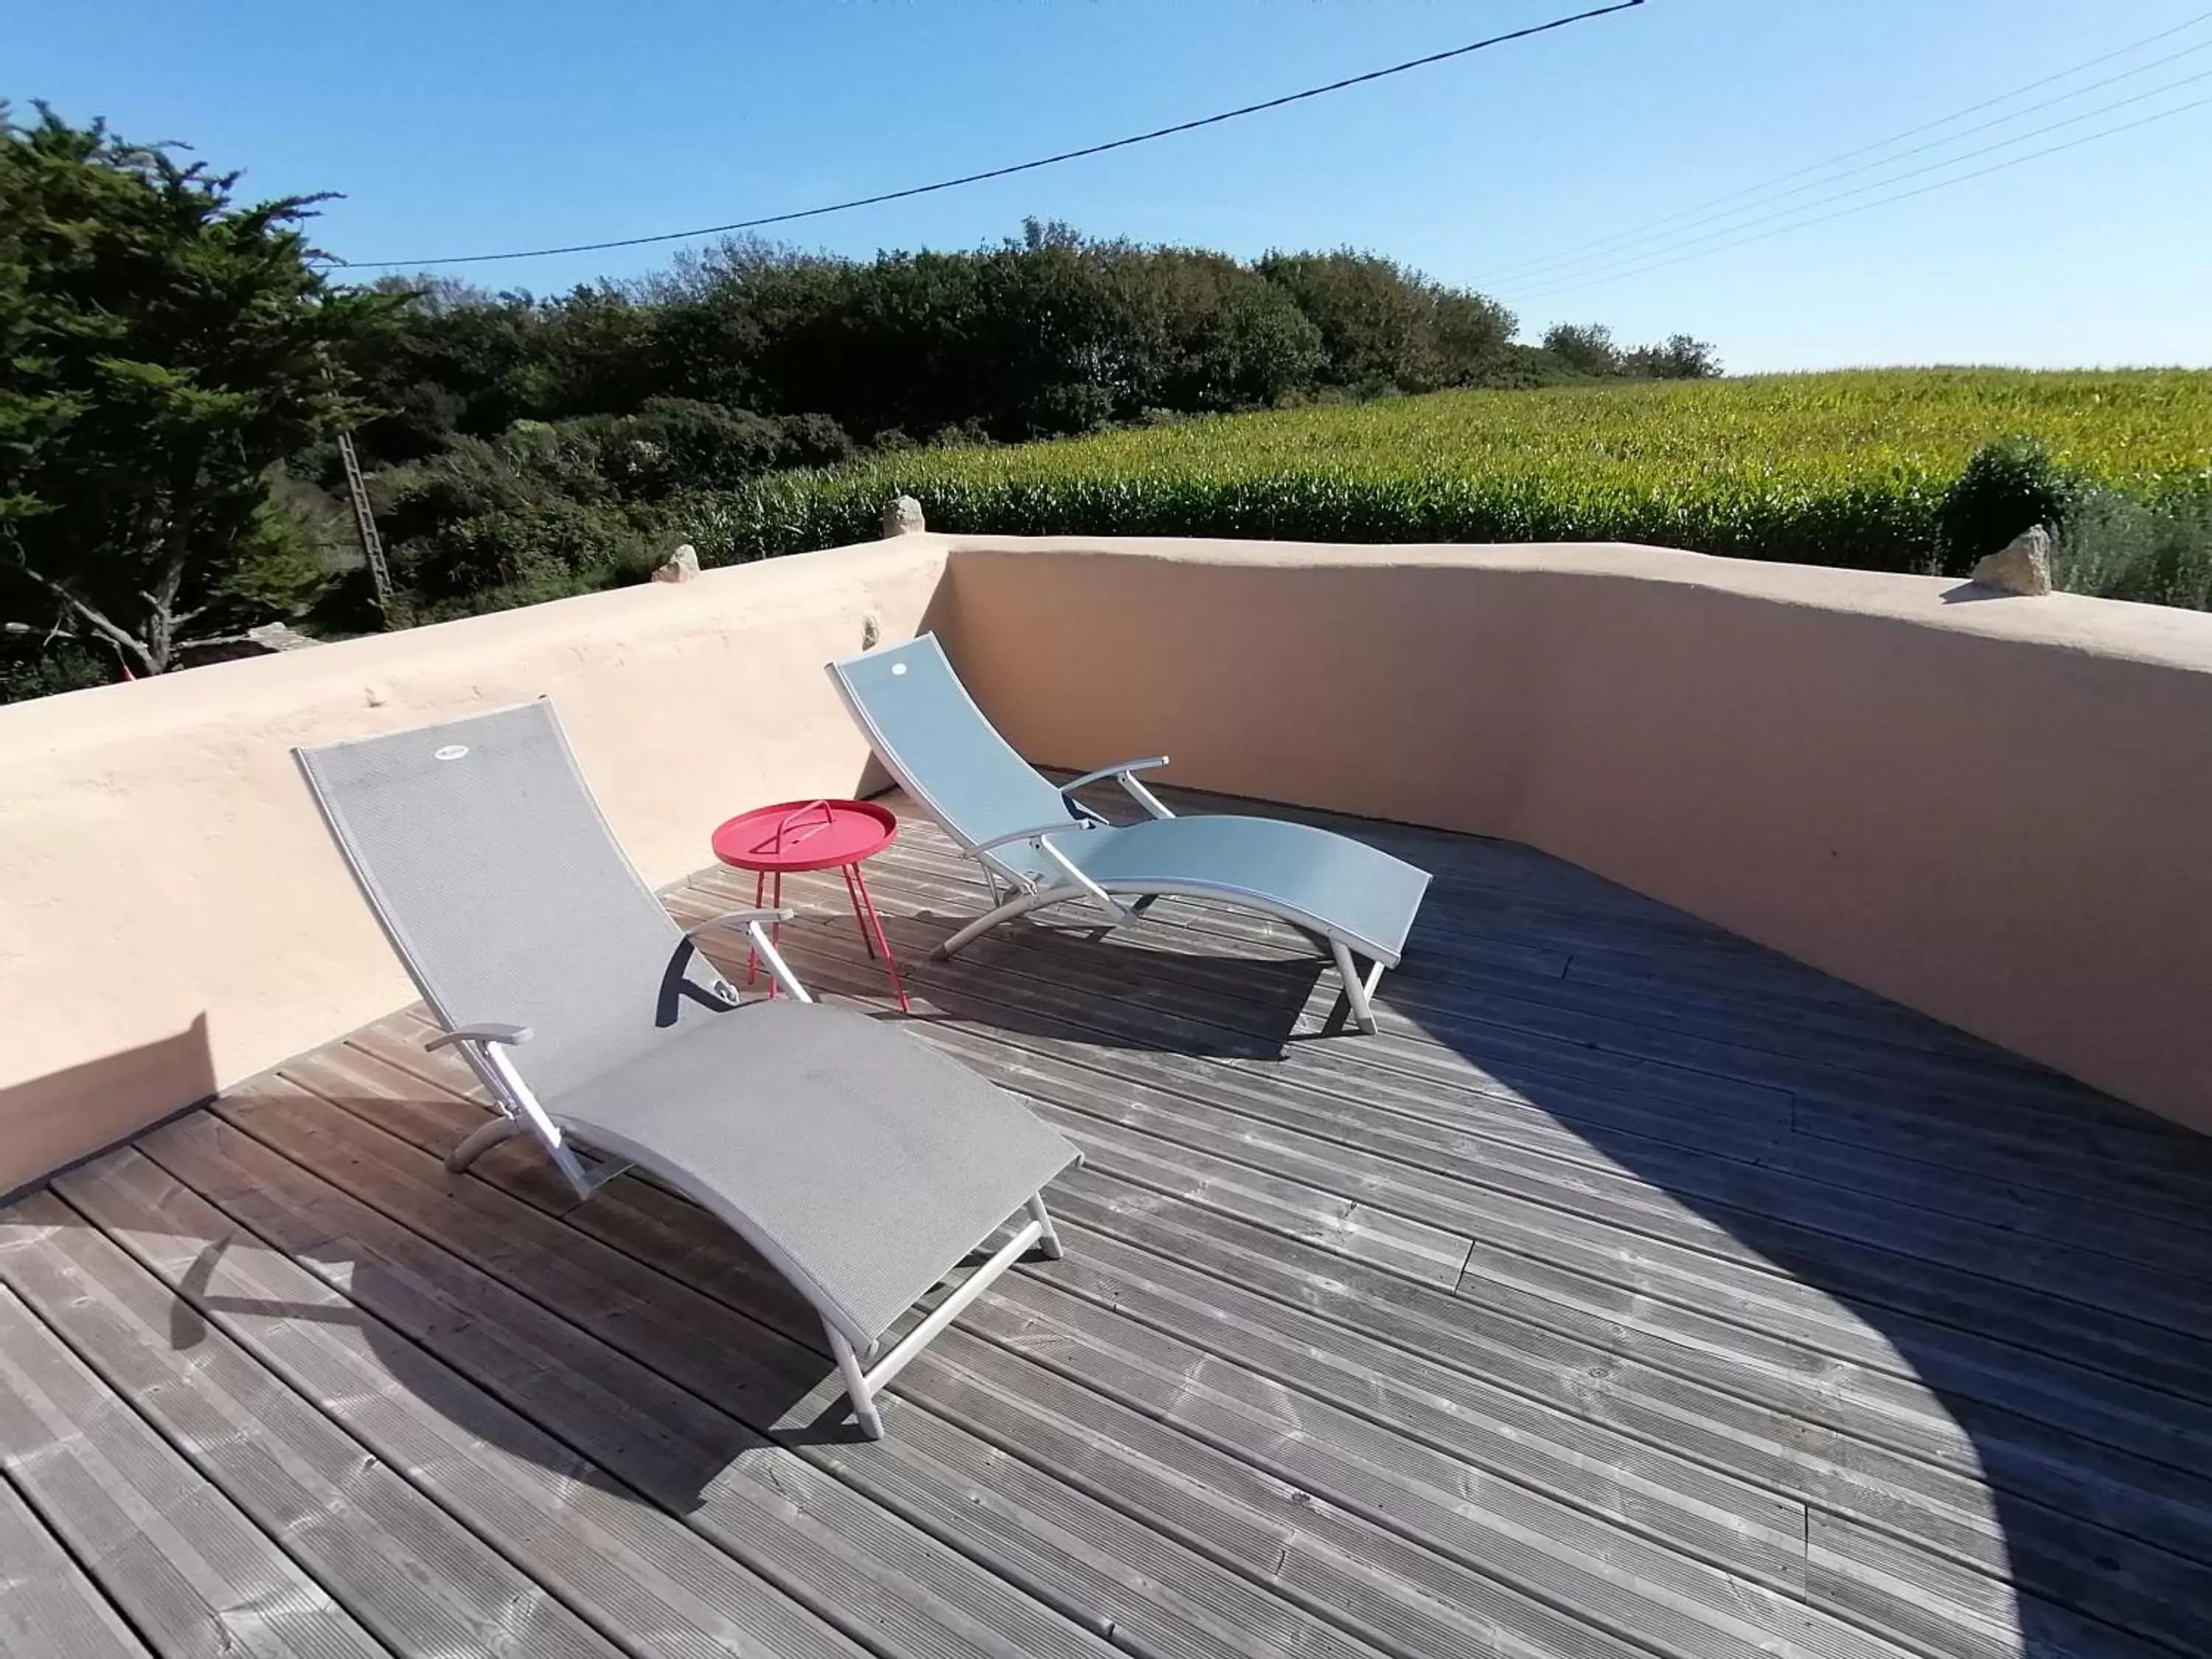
left=333, top=428, right=393, bottom=612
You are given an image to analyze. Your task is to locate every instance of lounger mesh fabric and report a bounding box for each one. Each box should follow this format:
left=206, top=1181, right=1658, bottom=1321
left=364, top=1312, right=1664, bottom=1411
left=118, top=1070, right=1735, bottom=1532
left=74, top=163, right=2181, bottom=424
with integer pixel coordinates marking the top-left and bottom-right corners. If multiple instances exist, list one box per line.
left=296, top=700, right=1078, bottom=1346
left=546, top=997, right=1071, bottom=1340
left=830, top=636, right=1078, bottom=885
left=296, top=701, right=733, bottom=1097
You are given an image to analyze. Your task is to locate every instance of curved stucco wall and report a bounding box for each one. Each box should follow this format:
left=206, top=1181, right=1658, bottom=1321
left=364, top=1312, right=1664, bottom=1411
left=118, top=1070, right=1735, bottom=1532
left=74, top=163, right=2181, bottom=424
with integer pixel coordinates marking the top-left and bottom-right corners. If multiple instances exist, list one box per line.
left=945, top=536, right=2212, bottom=1134
left=0, top=536, right=951, bottom=1193
left=7, top=528, right=2212, bottom=1194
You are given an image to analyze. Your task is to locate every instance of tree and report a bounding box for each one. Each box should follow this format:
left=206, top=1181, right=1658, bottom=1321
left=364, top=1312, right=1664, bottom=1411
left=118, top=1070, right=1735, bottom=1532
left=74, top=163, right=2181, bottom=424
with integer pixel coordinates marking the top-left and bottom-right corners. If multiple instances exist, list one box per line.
left=0, top=104, right=390, bottom=677
left=1259, top=251, right=1514, bottom=392
left=1540, top=322, right=1622, bottom=378
left=1623, top=333, right=1721, bottom=380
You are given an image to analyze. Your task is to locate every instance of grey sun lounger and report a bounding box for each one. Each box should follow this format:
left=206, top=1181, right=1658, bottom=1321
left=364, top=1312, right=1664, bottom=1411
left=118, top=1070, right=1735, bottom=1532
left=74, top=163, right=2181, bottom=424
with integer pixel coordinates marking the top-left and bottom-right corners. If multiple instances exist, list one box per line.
left=827, top=634, right=1432, bottom=1034
left=296, top=700, right=1077, bottom=1439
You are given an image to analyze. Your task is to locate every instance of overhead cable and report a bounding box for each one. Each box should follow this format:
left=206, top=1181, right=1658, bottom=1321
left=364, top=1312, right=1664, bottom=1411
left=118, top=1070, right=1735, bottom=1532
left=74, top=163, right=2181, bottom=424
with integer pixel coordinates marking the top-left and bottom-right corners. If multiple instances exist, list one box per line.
left=1470, top=7, right=2212, bottom=289
left=340, top=0, right=1646, bottom=271
left=1509, top=87, right=2212, bottom=303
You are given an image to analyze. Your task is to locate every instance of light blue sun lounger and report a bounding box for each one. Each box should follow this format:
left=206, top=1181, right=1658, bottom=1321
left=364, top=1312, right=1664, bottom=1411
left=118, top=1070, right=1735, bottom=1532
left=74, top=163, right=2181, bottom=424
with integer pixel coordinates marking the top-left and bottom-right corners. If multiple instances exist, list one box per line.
left=827, top=634, right=1431, bottom=1033
left=296, top=700, right=1078, bottom=1439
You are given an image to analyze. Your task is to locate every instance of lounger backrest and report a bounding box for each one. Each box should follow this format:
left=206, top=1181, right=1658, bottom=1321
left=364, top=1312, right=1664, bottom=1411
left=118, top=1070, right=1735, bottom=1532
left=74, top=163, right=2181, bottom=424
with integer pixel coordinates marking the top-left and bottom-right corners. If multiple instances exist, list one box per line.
left=827, top=634, right=1078, bottom=853
left=296, top=700, right=734, bottom=1100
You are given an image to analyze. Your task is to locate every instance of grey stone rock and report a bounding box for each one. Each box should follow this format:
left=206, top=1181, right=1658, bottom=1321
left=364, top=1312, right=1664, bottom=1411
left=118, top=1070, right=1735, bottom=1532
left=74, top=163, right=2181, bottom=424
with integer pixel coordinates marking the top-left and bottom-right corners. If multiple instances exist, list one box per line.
left=1969, top=526, right=2053, bottom=596
left=244, top=622, right=319, bottom=652
left=651, top=543, right=701, bottom=583
left=882, top=495, right=927, bottom=537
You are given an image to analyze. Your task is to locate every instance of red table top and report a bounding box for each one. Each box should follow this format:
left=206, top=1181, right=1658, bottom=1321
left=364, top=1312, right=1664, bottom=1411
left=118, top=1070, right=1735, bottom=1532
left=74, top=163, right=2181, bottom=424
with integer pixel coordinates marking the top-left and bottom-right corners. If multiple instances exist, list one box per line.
left=711, top=799, right=899, bottom=873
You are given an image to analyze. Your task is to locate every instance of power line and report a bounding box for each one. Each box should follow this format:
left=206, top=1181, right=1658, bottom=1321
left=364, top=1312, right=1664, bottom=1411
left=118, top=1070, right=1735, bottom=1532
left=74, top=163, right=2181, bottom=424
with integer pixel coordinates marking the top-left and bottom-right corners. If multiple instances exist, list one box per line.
left=1495, top=61, right=2212, bottom=303
left=1509, top=87, right=2212, bottom=304
left=1469, top=7, right=2212, bottom=288
left=339, top=0, right=1647, bottom=272
left=1478, top=27, right=2212, bottom=290
left=1503, top=63, right=2212, bottom=298
left=1473, top=6, right=2212, bottom=286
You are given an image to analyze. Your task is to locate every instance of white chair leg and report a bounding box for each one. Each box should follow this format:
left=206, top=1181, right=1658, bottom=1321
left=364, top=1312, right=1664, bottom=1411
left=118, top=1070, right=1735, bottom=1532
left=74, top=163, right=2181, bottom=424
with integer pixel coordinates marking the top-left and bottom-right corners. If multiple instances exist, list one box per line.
left=446, top=1114, right=527, bottom=1174
left=825, top=1322, right=885, bottom=1439
left=1027, top=1193, right=1065, bottom=1260
left=933, top=907, right=1007, bottom=959
left=1329, top=938, right=1383, bottom=1035
left=932, top=886, right=1062, bottom=958
left=818, top=1206, right=1056, bottom=1439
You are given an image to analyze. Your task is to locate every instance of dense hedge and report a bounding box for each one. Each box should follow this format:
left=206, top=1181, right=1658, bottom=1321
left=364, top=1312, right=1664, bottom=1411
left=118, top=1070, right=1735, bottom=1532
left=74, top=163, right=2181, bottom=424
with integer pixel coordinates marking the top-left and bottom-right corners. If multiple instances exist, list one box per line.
left=669, top=370, right=2212, bottom=582
left=678, top=468, right=1953, bottom=572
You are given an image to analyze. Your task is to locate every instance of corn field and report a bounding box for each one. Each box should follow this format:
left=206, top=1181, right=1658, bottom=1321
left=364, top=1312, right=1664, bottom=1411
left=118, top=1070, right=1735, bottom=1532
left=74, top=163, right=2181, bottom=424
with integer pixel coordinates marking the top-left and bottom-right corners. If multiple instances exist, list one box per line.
left=678, top=368, right=2212, bottom=577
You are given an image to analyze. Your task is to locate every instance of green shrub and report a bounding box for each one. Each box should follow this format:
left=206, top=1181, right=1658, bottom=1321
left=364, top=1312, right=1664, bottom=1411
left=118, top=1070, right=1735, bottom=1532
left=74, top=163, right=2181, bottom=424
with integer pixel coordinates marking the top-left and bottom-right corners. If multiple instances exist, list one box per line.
left=2057, top=487, right=2212, bottom=609
left=373, top=434, right=561, bottom=545
left=1936, top=436, right=2082, bottom=576
left=582, top=400, right=790, bottom=498
left=0, top=639, right=111, bottom=702
left=213, top=489, right=356, bottom=622
left=1259, top=251, right=1512, bottom=392
left=1541, top=323, right=1621, bottom=378
left=392, top=496, right=658, bottom=605
left=778, top=411, right=858, bottom=468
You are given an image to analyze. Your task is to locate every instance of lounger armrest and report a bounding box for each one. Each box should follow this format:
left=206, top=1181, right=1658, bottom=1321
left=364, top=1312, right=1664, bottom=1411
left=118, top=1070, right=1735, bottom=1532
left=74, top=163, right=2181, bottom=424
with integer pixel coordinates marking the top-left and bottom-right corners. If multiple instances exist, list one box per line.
left=425, top=1023, right=533, bottom=1052
left=972, top=820, right=1095, bottom=854
left=1057, top=757, right=1169, bottom=796
left=1059, top=757, right=1175, bottom=821
left=420, top=1022, right=603, bottom=1194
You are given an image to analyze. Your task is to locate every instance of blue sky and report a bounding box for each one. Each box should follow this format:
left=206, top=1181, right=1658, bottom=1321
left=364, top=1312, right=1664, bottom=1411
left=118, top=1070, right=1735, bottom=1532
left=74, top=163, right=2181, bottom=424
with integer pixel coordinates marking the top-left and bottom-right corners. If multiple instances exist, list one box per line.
left=8, top=0, right=2210, bottom=372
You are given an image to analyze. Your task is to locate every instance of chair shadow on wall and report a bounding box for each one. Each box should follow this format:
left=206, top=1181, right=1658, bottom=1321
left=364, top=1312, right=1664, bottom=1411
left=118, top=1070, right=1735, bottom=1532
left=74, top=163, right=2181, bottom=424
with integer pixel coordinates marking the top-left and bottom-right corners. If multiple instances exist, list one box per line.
left=0, top=1016, right=217, bottom=1203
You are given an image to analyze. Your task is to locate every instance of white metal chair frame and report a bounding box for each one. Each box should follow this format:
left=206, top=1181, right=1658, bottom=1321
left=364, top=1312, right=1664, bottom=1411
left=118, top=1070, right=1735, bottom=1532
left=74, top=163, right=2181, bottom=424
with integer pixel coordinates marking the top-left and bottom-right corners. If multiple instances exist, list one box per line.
left=826, top=688, right=1393, bottom=1034
left=429, top=904, right=1062, bottom=1440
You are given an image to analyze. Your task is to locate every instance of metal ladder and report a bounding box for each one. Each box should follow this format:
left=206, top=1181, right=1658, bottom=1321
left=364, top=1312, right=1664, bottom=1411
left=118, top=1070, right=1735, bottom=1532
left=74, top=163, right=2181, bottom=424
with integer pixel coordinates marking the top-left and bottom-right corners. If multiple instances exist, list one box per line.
left=334, top=428, right=393, bottom=608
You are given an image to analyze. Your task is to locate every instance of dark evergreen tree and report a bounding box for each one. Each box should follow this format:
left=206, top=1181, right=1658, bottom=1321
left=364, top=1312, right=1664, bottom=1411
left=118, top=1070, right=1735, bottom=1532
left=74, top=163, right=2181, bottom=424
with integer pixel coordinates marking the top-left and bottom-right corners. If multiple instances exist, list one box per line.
left=0, top=105, right=391, bottom=676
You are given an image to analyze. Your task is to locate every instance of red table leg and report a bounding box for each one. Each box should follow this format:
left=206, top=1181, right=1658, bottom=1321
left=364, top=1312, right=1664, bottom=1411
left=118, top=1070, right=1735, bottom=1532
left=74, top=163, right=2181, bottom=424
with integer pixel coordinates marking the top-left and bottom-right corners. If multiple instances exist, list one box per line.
left=844, top=861, right=910, bottom=1012
left=839, top=864, right=875, bottom=959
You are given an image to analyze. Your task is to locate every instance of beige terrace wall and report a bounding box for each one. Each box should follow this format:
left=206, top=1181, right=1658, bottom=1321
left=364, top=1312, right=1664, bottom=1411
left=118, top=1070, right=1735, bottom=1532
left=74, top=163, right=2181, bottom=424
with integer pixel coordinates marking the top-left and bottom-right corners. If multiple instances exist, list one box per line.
left=945, top=536, right=2212, bottom=1135
left=8, top=528, right=2212, bottom=1194
left=0, top=536, right=951, bottom=1194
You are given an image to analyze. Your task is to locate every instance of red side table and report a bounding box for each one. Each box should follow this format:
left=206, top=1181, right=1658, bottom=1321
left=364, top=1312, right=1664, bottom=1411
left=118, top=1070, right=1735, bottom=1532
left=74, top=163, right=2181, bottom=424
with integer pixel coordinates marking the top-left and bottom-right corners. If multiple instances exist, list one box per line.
left=711, top=799, right=909, bottom=1012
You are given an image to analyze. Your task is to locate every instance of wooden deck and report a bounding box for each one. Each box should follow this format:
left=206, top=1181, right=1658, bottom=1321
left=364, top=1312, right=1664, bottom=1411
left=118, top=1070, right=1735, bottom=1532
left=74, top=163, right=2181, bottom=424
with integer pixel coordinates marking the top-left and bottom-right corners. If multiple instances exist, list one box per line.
left=6, top=785, right=2212, bottom=1659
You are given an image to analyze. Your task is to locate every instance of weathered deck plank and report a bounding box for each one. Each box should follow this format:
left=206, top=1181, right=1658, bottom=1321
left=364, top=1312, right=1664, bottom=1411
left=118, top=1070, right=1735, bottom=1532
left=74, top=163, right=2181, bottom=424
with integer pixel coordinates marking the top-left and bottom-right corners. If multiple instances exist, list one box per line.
left=0, top=1463, right=151, bottom=1659
left=243, top=1057, right=1400, bottom=1659
left=0, top=1189, right=617, bottom=1659
left=752, top=897, right=2212, bottom=1488
left=136, top=1109, right=1111, bottom=1659
left=4, top=787, right=2211, bottom=1658
left=752, top=917, right=2212, bottom=1657
left=53, top=1146, right=870, bottom=1659
left=0, top=1279, right=385, bottom=1659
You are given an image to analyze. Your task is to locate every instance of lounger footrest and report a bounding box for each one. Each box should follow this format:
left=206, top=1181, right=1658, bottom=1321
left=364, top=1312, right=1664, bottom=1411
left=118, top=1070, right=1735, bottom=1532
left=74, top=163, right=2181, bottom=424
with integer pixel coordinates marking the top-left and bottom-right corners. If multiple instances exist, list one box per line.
left=1067, top=814, right=1431, bottom=966
left=546, top=998, right=1079, bottom=1346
